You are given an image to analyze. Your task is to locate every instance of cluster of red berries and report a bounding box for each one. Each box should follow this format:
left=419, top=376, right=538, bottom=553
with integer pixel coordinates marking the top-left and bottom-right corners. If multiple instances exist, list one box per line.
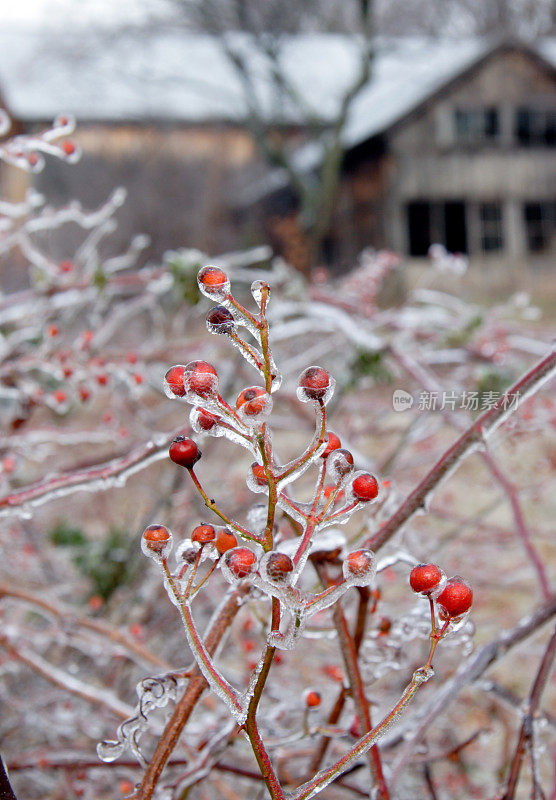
left=409, top=563, right=473, bottom=619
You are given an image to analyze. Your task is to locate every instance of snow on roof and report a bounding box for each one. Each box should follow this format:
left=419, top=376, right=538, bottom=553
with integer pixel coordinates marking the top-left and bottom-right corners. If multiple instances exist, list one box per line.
left=0, top=28, right=554, bottom=167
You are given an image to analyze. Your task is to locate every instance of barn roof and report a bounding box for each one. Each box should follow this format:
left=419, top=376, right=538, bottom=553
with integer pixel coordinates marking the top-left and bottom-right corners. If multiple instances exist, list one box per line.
left=1, top=27, right=550, bottom=128
left=1, top=29, right=555, bottom=196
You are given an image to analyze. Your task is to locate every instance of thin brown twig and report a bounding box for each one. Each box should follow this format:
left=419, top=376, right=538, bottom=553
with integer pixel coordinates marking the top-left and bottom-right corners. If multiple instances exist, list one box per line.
left=0, top=634, right=133, bottom=719
left=389, top=597, right=556, bottom=788
left=0, top=428, right=187, bottom=517
left=0, top=583, right=169, bottom=669
left=481, top=449, right=552, bottom=601
left=500, top=621, right=556, bottom=800
left=131, top=585, right=250, bottom=800
left=369, top=347, right=556, bottom=553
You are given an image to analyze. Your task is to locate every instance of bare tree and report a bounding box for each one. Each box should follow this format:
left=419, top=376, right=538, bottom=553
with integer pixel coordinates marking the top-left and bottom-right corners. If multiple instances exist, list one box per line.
left=167, top=0, right=376, bottom=269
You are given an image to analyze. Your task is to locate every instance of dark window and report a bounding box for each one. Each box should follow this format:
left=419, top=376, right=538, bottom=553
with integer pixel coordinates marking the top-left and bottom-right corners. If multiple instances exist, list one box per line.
left=479, top=203, right=503, bottom=252
left=455, top=108, right=499, bottom=144
left=524, top=202, right=556, bottom=251
left=407, top=201, right=467, bottom=257
left=515, top=109, right=556, bottom=147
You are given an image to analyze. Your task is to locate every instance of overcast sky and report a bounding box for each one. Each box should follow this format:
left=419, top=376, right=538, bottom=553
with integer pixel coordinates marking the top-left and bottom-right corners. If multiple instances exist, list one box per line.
left=0, top=0, right=165, bottom=24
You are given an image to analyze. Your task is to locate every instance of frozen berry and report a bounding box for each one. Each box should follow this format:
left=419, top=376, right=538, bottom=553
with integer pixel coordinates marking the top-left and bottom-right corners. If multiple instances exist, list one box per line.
left=206, top=305, right=235, bottom=334
left=409, top=563, right=442, bottom=595
left=321, top=432, right=341, bottom=458
left=63, top=140, right=76, bottom=156
left=198, top=266, right=228, bottom=288
left=298, top=366, right=331, bottom=400
left=437, top=577, right=473, bottom=618
left=327, top=449, right=354, bottom=479
left=142, top=524, right=171, bottom=553
left=305, top=689, right=321, bottom=708
left=169, top=436, right=201, bottom=468
left=184, top=360, right=218, bottom=398
left=215, top=528, right=238, bottom=555
left=250, top=463, right=268, bottom=486
left=236, top=386, right=266, bottom=409
left=197, top=408, right=220, bottom=431
left=264, top=551, right=294, bottom=584
left=224, top=547, right=258, bottom=579
left=343, top=549, right=376, bottom=585
left=191, top=524, right=216, bottom=544
left=351, top=473, right=379, bottom=502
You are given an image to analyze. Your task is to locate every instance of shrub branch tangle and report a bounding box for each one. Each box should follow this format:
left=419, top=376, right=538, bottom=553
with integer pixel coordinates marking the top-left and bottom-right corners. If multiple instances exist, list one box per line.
left=103, top=267, right=484, bottom=800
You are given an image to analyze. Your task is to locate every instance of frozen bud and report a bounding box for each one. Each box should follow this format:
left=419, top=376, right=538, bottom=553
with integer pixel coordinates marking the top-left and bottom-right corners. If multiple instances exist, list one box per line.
left=142, top=524, right=172, bottom=561
left=175, top=539, right=200, bottom=565
left=191, top=524, right=216, bottom=544
left=261, top=551, right=295, bottom=585
left=190, top=407, right=221, bottom=433
left=321, top=431, right=342, bottom=459
left=222, top=546, right=258, bottom=584
left=304, top=689, right=321, bottom=708
left=343, top=549, right=376, bottom=586
left=249, top=463, right=269, bottom=488
left=251, top=279, right=270, bottom=307
left=215, top=528, right=238, bottom=555
left=437, top=576, right=473, bottom=619
left=164, top=365, right=187, bottom=398
left=206, top=305, right=236, bottom=335
left=350, top=472, right=379, bottom=502
left=327, top=449, right=354, bottom=481
left=183, top=360, right=218, bottom=399
left=297, top=366, right=335, bottom=405
left=169, top=436, right=201, bottom=469
left=409, top=563, right=443, bottom=595
left=197, top=266, right=230, bottom=300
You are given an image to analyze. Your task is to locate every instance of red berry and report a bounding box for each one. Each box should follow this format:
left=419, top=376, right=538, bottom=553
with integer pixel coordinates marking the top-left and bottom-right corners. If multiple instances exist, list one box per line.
left=344, top=549, right=375, bottom=580
left=27, top=152, right=39, bottom=167
left=264, top=551, right=294, bottom=583
left=305, top=690, right=321, bottom=708
left=215, top=528, right=238, bottom=555
left=198, top=266, right=228, bottom=288
left=53, top=389, right=67, bottom=403
left=169, top=436, right=201, bottom=469
left=142, top=524, right=171, bottom=552
left=78, top=386, right=90, bottom=402
left=225, top=547, right=257, bottom=579
left=323, top=484, right=345, bottom=502
left=328, top=448, right=354, bottom=477
left=197, top=408, right=220, bottom=431
left=206, top=305, right=235, bottom=334
left=126, top=351, right=138, bottom=364
left=409, top=563, right=442, bottom=595
left=165, top=365, right=186, bottom=397
left=351, top=473, right=379, bottom=502
left=63, top=366, right=73, bottom=378
left=47, top=324, right=59, bottom=337
left=251, top=462, right=268, bottom=486
left=298, top=366, right=330, bottom=400
left=321, top=431, right=341, bottom=458
left=437, top=577, right=473, bottom=618
left=133, top=373, right=143, bottom=385
left=184, top=360, right=218, bottom=397
left=63, top=140, right=76, bottom=155
left=191, top=524, right=216, bottom=544
left=59, top=260, right=73, bottom=272
left=236, top=386, right=266, bottom=409
left=96, top=373, right=108, bottom=386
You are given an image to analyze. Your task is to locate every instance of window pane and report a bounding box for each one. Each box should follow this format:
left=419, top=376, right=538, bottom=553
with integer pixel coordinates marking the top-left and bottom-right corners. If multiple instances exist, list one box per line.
left=479, top=203, right=503, bottom=252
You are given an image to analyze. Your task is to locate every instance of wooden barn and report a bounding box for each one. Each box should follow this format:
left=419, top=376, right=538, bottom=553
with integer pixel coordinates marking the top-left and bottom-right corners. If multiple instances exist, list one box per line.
left=0, top=29, right=555, bottom=270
